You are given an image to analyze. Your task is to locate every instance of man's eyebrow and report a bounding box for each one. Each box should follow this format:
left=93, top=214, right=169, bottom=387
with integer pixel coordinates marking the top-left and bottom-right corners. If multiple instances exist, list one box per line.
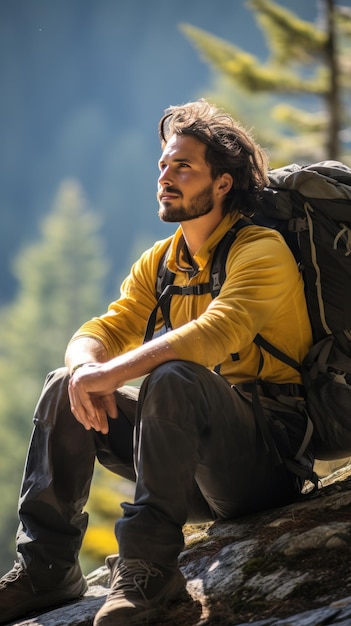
left=159, top=156, right=193, bottom=165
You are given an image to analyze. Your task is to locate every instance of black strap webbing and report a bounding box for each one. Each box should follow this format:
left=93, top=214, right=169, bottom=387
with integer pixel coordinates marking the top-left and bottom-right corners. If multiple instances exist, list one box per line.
left=143, top=282, right=211, bottom=343
left=254, top=333, right=301, bottom=372
left=145, top=218, right=253, bottom=348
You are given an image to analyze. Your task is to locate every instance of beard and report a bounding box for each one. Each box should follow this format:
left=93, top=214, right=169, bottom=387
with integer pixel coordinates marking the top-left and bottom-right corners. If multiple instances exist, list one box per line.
left=158, top=183, right=214, bottom=223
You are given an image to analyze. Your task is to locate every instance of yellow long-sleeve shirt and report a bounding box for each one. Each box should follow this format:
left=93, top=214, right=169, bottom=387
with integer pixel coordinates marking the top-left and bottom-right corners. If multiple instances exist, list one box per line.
left=70, top=213, right=312, bottom=385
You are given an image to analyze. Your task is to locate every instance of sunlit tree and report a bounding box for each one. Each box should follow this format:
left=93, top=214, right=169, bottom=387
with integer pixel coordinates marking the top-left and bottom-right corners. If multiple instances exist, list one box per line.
left=0, top=179, right=109, bottom=571
left=181, top=0, right=351, bottom=165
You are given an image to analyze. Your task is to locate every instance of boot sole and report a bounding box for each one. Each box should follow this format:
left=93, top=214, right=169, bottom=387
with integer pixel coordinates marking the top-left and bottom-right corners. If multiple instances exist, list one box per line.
left=127, top=589, right=191, bottom=625
left=94, top=574, right=190, bottom=626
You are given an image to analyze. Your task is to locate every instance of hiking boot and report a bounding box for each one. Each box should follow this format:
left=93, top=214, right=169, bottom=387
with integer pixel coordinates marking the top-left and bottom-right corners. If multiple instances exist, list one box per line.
left=93, top=555, right=189, bottom=626
left=0, top=561, right=88, bottom=624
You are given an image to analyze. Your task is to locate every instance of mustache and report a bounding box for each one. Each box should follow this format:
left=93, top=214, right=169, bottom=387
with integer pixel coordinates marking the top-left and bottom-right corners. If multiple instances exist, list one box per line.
left=157, top=185, right=182, bottom=200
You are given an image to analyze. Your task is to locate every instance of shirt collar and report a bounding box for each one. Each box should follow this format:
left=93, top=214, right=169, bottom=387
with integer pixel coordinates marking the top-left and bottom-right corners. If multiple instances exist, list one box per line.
left=167, top=213, right=242, bottom=274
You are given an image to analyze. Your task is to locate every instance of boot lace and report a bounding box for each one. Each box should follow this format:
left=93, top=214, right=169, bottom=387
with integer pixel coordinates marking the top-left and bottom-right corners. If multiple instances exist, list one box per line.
left=111, top=559, right=164, bottom=602
left=0, top=562, right=23, bottom=588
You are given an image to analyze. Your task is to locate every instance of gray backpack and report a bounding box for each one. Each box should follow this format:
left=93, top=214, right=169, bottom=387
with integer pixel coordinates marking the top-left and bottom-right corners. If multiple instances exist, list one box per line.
left=260, top=161, right=351, bottom=460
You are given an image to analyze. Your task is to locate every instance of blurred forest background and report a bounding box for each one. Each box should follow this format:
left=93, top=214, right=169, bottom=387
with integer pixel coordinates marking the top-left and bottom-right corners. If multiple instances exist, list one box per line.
left=1, top=0, right=351, bottom=575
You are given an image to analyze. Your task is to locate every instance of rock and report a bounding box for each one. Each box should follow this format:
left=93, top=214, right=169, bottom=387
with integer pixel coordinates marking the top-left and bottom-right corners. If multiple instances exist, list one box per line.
left=7, top=464, right=351, bottom=626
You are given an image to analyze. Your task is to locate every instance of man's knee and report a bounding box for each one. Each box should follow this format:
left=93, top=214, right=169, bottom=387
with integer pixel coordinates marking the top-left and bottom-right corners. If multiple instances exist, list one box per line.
left=34, top=367, right=71, bottom=427
left=42, top=366, right=69, bottom=389
left=146, top=359, right=206, bottom=390
left=139, top=360, right=213, bottom=430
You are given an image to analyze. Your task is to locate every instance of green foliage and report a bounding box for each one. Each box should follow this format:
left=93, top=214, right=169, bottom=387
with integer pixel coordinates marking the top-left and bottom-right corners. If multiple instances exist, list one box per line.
left=180, top=24, right=327, bottom=95
left=336, top=7, right=351, bottom=87
left=272, top=104, right=327, bottom=133
left=1, top=179, right=108, bottom=378
left=249, top=0, right=327, bottom=63
left=80, top=465, right=135, bottom=574
left=180, top=0, right=351, bottom=165
left=0, top=178, right=109, bottom=572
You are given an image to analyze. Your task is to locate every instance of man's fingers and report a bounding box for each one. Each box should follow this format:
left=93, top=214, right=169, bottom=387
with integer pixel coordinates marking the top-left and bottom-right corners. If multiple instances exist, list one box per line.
left=68, top=379, right=118, bottom=434
left=68, top=379, right=101, bottom=430
left=68, top=365, right=119, bottom=433
left=102, top=394, right=118, bottom=419
left=68, top=384, right=93, bottom=430
left=91, top=395, right=118, bottom=434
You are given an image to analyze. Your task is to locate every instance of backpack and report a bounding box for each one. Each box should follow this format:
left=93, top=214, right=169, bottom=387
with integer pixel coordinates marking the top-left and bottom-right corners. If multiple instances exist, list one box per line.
left=260, top=161, right=351, bottom=461
left=144, top=160, right=351, bottom=464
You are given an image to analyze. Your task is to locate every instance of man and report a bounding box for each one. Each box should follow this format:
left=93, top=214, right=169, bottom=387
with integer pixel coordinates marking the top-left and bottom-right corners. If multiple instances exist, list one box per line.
left=0, top=99, right=313, bottom=625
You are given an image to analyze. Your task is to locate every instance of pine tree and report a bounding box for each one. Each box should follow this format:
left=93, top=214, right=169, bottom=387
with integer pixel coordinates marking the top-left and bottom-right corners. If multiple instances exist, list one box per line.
left=0, top=179, right=109, bottom=571
left=2, top=179, right=108, bottom=381
left=180, top=0, right=351, bottom=165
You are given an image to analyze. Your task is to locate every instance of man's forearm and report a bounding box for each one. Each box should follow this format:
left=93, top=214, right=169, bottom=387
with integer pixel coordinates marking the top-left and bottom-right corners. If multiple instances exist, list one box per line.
left=102, top=335, right=180, bottom=389
left=67, top=335, right=180, bottom=433
left=65, top=333, right=180, bottom=385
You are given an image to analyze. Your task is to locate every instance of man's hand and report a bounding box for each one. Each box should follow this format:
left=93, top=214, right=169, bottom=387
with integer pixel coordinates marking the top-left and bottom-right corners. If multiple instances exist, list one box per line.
left=67, top=335, right=179, bottom=434
left=68, top=363, right=119, bottom=434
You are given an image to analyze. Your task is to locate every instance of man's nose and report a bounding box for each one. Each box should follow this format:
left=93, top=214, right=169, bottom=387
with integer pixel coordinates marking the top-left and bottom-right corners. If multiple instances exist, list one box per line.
left=158, top=167, right=172, bottom=186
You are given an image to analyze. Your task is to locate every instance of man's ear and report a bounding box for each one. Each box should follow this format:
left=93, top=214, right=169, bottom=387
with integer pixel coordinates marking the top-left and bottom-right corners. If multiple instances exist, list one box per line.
left=216, top=173, right=233, bottom=196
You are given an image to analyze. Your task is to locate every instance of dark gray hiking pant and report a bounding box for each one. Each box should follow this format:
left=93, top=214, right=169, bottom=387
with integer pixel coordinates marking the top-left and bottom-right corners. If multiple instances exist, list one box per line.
left=16, top=360, right=306, bottom=586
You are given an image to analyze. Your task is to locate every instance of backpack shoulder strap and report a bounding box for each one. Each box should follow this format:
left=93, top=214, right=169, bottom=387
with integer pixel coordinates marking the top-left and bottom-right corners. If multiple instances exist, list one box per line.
left=144, top=244, right=212, bottom=343
left=210, top=218, right=252, bottom=297
left=156, top=216, right=252, bottom=299
left=156, top=245, right=175, bottom=300
left=254, top=333, right=301, bottom=373
left=144, top=219, right=251, bottom=343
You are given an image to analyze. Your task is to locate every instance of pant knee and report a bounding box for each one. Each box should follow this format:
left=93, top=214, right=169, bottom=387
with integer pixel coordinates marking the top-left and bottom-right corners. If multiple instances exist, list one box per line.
left=145, top=360, right=204, bottom=391
left=138, top=360, right=211, bottom=432
left=142, top=361, right=199, bottom=408
left=34, top=367, right=71, bottom=427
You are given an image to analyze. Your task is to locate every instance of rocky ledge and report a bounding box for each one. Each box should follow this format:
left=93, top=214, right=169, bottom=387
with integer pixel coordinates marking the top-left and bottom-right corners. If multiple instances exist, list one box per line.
left=8, top=463, right=351, bottom=626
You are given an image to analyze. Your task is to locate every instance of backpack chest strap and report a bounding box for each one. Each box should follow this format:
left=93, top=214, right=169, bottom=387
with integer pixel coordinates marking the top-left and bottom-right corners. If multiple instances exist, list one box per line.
left=143, top=282, right=211, bottom=343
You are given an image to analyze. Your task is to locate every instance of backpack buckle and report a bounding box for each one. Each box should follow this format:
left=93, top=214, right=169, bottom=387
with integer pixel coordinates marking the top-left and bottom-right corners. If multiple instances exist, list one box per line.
left=289, top=217, right=308, bottom=232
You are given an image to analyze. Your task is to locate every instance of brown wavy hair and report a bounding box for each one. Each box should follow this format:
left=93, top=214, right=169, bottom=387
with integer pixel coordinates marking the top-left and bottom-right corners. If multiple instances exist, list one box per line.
left=159, top=99, right=269, bottom=216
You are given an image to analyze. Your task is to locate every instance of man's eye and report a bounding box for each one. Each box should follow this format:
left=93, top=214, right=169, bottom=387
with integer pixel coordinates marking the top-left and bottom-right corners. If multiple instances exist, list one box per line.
left=179, top=163, right=189, bottom=168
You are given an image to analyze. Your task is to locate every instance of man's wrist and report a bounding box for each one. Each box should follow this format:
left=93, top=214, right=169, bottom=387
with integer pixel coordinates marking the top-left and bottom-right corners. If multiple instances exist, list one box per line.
left=70, top=363, right=89, bottom=376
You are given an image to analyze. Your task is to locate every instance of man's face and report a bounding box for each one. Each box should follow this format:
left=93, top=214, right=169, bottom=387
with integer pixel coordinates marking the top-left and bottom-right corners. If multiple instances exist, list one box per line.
left=157, top=134, right=216, bottom=223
